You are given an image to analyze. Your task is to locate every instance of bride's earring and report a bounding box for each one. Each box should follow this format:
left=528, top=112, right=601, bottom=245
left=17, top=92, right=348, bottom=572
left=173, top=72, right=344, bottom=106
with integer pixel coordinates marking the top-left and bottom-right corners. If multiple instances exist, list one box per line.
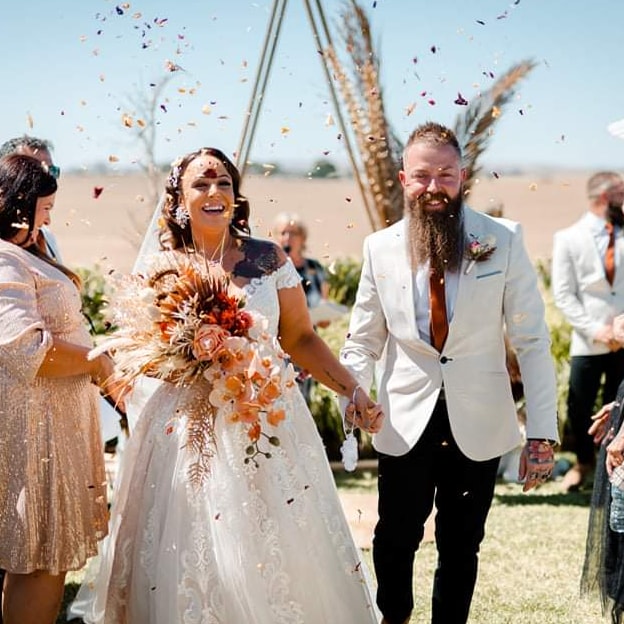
left=174, top=205, right=189, bottom=229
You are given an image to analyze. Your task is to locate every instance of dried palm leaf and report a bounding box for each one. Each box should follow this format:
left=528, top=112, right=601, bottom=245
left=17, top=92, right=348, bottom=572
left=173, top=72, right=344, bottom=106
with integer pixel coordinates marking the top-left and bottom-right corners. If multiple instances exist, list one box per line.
left=453, top=59, right=537, bottom=194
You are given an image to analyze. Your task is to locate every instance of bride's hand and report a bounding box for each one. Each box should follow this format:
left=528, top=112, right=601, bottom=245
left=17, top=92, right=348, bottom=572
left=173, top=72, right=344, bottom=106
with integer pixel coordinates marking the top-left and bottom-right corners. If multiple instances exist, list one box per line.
left=346, top=386, right=384, bottom=434
left=91, top=353, right=129, bottom=413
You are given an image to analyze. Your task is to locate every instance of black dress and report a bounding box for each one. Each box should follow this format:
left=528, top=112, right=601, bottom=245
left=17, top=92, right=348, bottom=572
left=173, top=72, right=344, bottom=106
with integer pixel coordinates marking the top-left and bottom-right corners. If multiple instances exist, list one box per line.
left=582, top=379, right=624, bottom=623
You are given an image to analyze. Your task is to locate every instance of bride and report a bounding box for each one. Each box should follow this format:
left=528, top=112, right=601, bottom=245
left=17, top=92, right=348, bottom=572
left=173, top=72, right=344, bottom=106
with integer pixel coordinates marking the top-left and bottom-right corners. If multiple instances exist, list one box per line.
left=76, top=147, right=383, bottom=623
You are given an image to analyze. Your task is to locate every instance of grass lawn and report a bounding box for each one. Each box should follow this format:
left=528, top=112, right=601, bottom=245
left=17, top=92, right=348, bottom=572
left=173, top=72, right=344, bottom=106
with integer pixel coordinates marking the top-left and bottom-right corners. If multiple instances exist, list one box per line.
left=336, top=465, right=605, bottom=624
left=58, top=458, right=606, bottom=624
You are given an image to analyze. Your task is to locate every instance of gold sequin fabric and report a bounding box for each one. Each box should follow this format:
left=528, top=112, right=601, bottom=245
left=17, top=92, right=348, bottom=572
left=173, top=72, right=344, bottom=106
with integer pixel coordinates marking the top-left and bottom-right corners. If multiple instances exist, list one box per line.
left=0, top=241, right=108, bottom=574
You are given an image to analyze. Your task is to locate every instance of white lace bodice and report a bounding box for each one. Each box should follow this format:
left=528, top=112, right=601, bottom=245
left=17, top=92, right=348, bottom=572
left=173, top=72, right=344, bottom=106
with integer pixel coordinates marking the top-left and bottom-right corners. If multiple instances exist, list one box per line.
left=143, top=251, right=301, bottom=338
left=241, top=259, right=301, bottom=336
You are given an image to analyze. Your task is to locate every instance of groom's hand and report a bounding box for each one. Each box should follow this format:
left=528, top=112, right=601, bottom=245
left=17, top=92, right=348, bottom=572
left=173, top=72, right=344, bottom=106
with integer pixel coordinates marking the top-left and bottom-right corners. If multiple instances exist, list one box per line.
left=345, top=388, right=384, bottom=434
left=518, top=439, right=554, bottom=492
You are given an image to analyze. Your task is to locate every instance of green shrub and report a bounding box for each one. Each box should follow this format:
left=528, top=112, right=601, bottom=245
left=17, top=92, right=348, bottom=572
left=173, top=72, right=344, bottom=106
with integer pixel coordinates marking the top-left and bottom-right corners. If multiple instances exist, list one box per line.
left=536, top=258, right=572, bottom=443
left=308, top=310, right=376, bottom=461
left=326, top=256, right=362, bottom=307
left=308, top=158, right=338, bottom=179
left=76, top=265, right=113, bottom=336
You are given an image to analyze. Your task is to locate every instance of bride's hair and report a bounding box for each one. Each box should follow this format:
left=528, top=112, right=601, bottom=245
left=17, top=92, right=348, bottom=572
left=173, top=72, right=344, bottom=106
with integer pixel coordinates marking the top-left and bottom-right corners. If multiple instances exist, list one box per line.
left=159, top=147, right=251, bottom=251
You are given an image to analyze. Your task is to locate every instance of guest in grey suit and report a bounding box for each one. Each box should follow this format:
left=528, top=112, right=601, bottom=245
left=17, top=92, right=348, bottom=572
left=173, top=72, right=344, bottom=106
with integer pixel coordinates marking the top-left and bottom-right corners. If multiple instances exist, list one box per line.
left=340, top=122, right=558, bottom=624
left=552, top=172, right=624, bottom=492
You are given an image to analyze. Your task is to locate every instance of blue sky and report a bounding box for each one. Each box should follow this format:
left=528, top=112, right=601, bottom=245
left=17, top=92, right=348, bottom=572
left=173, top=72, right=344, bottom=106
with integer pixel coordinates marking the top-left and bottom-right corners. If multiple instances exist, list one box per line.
left=2, top=0, right=624, bottom=173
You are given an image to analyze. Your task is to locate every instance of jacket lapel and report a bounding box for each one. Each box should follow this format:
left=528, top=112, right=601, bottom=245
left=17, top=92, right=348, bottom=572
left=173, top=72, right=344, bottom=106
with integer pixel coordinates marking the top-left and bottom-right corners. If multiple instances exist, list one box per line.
left=391, top=222, right=420, bottom=341
left=451, top=208, right=488, bottom=342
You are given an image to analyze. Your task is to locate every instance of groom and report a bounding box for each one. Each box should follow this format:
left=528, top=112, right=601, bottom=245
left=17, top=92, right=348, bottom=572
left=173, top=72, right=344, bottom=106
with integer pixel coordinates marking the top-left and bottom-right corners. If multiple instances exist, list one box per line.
left=340, top=121, right=559, bottom=623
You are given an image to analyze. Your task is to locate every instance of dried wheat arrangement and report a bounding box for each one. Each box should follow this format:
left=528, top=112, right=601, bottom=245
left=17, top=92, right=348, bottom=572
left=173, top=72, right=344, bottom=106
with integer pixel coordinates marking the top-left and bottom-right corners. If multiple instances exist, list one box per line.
left=326, top=0, right=404, bottom=228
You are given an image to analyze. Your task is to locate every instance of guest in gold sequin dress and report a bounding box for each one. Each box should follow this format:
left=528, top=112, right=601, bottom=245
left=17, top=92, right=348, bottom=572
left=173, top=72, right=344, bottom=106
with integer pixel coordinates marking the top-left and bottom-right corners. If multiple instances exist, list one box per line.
left=0, top=154, right=121, bottom=624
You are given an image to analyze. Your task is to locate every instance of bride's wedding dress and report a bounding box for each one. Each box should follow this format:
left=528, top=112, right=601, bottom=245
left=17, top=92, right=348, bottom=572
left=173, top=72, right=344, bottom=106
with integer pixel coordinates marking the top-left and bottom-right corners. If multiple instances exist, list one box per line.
left=76, top=255, right=378, bottom=623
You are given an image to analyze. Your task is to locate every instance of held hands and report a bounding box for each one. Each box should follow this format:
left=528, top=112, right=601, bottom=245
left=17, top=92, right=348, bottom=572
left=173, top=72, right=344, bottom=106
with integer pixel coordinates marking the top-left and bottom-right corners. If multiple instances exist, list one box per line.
left=588, top=401, right=616, bottom=445
left=518, top=439, right=554, bottom=492
left=91, top=352, right=128, bottom=414
left=606, top=431, right=624, bottom=477
left=344, top=385, right=384, bottom=434
left=589, top=398, right=624, bottom=477
left=595, top=324, right=622, bottom=352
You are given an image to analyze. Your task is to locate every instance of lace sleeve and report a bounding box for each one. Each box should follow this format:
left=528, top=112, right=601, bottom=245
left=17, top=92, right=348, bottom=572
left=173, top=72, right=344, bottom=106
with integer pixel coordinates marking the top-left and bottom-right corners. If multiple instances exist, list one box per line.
left=275, top=259, right=303, bottom=290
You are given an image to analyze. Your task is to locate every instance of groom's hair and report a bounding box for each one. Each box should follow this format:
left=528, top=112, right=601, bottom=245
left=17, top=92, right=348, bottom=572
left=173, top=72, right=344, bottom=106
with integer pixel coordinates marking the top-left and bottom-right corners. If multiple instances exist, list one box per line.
left=402, top=121, right=462, bottom=169
left=160, top=147, right=251, bottom=251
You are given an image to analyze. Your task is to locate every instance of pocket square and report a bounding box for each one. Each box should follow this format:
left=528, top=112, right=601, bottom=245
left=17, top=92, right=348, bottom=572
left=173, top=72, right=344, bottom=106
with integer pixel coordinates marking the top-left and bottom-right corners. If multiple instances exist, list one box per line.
left=476, top=270, right=503, bottom=279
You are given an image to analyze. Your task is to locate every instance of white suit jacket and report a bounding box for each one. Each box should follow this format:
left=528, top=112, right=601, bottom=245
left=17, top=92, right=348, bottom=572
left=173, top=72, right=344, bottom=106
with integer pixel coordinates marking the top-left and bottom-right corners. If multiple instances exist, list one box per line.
left=340, top=207, right=559, bottom=460
left=552, top=214, right=624, bottom=356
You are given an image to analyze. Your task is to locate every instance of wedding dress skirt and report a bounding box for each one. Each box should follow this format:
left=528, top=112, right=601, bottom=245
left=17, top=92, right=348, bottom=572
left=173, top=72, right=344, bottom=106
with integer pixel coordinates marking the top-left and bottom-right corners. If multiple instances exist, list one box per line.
left=80, top=380, right=377, bottom=623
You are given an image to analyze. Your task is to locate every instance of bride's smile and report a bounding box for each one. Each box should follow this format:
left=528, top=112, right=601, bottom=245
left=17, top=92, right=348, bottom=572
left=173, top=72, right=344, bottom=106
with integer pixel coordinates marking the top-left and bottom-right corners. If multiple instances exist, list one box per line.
left=182, top=155, right=235, bottom=234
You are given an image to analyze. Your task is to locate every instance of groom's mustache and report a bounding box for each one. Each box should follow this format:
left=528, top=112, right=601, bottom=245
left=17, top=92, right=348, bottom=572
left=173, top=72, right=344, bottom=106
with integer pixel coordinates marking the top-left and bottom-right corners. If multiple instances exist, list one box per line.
left=418, top=191, right=451, bottom=205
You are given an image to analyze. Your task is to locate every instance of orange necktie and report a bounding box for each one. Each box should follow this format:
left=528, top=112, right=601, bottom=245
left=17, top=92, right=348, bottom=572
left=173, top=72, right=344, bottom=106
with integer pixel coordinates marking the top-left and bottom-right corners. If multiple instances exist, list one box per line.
left=606, top=222, right=616, bottom=286
left=429, top=267, right=448, bottom=352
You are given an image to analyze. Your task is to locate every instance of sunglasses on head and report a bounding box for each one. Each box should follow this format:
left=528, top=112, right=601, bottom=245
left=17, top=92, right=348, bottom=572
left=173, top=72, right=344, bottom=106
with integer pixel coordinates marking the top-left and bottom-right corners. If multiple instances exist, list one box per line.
left=47, top=164, right=61, bottom=179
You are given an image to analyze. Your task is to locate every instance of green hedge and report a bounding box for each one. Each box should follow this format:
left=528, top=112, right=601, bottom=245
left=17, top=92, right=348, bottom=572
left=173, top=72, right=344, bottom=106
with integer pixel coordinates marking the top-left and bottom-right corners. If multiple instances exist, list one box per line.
left=77, top=265, right=113, bottom=336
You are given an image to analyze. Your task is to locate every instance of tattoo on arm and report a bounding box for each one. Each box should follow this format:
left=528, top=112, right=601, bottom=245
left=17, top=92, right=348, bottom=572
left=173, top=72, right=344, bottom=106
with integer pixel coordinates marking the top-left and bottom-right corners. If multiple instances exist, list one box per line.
left=231, top=239, right=282, bottom=279
left=324, top=368, right=348, bottom=394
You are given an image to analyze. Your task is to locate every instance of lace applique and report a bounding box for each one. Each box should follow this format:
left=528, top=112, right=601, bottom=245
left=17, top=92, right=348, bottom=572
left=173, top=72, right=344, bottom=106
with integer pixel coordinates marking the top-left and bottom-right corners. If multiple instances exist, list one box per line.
left=275, top=259, right=302, bottom=290
left=241, top=261, right=300, bottom=338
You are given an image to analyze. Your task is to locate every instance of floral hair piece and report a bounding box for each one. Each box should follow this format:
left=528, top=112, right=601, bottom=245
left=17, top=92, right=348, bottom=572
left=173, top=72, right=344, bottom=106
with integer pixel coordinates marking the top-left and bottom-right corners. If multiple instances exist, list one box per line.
left=168, top=156, right=184, bottom=191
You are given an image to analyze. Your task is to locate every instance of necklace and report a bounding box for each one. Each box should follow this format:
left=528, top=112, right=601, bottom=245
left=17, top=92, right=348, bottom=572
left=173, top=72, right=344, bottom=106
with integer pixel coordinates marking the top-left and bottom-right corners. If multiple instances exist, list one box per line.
left=199, top=231, right=234, bottom=266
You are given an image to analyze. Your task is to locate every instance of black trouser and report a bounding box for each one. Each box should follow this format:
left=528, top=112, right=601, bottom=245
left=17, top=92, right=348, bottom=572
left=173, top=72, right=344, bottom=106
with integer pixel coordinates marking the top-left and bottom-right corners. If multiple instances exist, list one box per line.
left=373, top=400, right=500, bottom=624
left=567, top=351, right=624, bottom=466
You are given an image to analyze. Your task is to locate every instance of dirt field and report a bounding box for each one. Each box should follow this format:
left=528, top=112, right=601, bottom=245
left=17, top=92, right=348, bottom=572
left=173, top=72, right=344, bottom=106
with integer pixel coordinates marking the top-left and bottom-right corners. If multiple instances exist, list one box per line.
left=52, top=169, right=592, bottom=274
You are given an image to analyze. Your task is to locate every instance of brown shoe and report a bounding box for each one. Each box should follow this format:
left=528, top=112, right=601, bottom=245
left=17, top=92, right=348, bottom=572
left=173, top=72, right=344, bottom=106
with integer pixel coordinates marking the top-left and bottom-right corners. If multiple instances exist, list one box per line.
left=562, top=463, right=591, bottom=492
left=380, top=618, right=410, bottom=624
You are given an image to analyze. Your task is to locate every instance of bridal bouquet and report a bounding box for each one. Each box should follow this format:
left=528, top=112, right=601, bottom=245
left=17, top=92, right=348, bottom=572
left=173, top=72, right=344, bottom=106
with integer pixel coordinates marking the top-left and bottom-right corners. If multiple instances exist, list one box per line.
left=91, top=255, right=296, bottom=482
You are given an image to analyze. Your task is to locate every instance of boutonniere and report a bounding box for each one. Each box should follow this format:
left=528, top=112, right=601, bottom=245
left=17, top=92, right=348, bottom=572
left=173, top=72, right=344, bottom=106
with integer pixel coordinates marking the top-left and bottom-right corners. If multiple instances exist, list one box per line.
left=464, top=233, right=497, bottom=274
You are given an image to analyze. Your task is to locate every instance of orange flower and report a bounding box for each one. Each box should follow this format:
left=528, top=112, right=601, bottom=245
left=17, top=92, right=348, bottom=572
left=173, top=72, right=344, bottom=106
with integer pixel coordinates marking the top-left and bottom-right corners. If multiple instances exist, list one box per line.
left=237, top=402, right=262, bottom=424
left=257, top=379, right=281, bottom=406
left=159, top=320, right=175, bottom=338
left=224, top=374, right=245, bottom=395
left=267, top=408, right=285, bottom=427
left=247, top=421, right=261, bottom=442
left=193, top=324, right=230, bottom=362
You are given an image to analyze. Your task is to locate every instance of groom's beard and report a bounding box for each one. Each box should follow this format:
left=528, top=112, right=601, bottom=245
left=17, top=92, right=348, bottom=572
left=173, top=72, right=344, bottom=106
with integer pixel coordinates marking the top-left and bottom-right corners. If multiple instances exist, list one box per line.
left=406, top=190, right=464, bottom=274
left=607, top=201, right=624, bottom=228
